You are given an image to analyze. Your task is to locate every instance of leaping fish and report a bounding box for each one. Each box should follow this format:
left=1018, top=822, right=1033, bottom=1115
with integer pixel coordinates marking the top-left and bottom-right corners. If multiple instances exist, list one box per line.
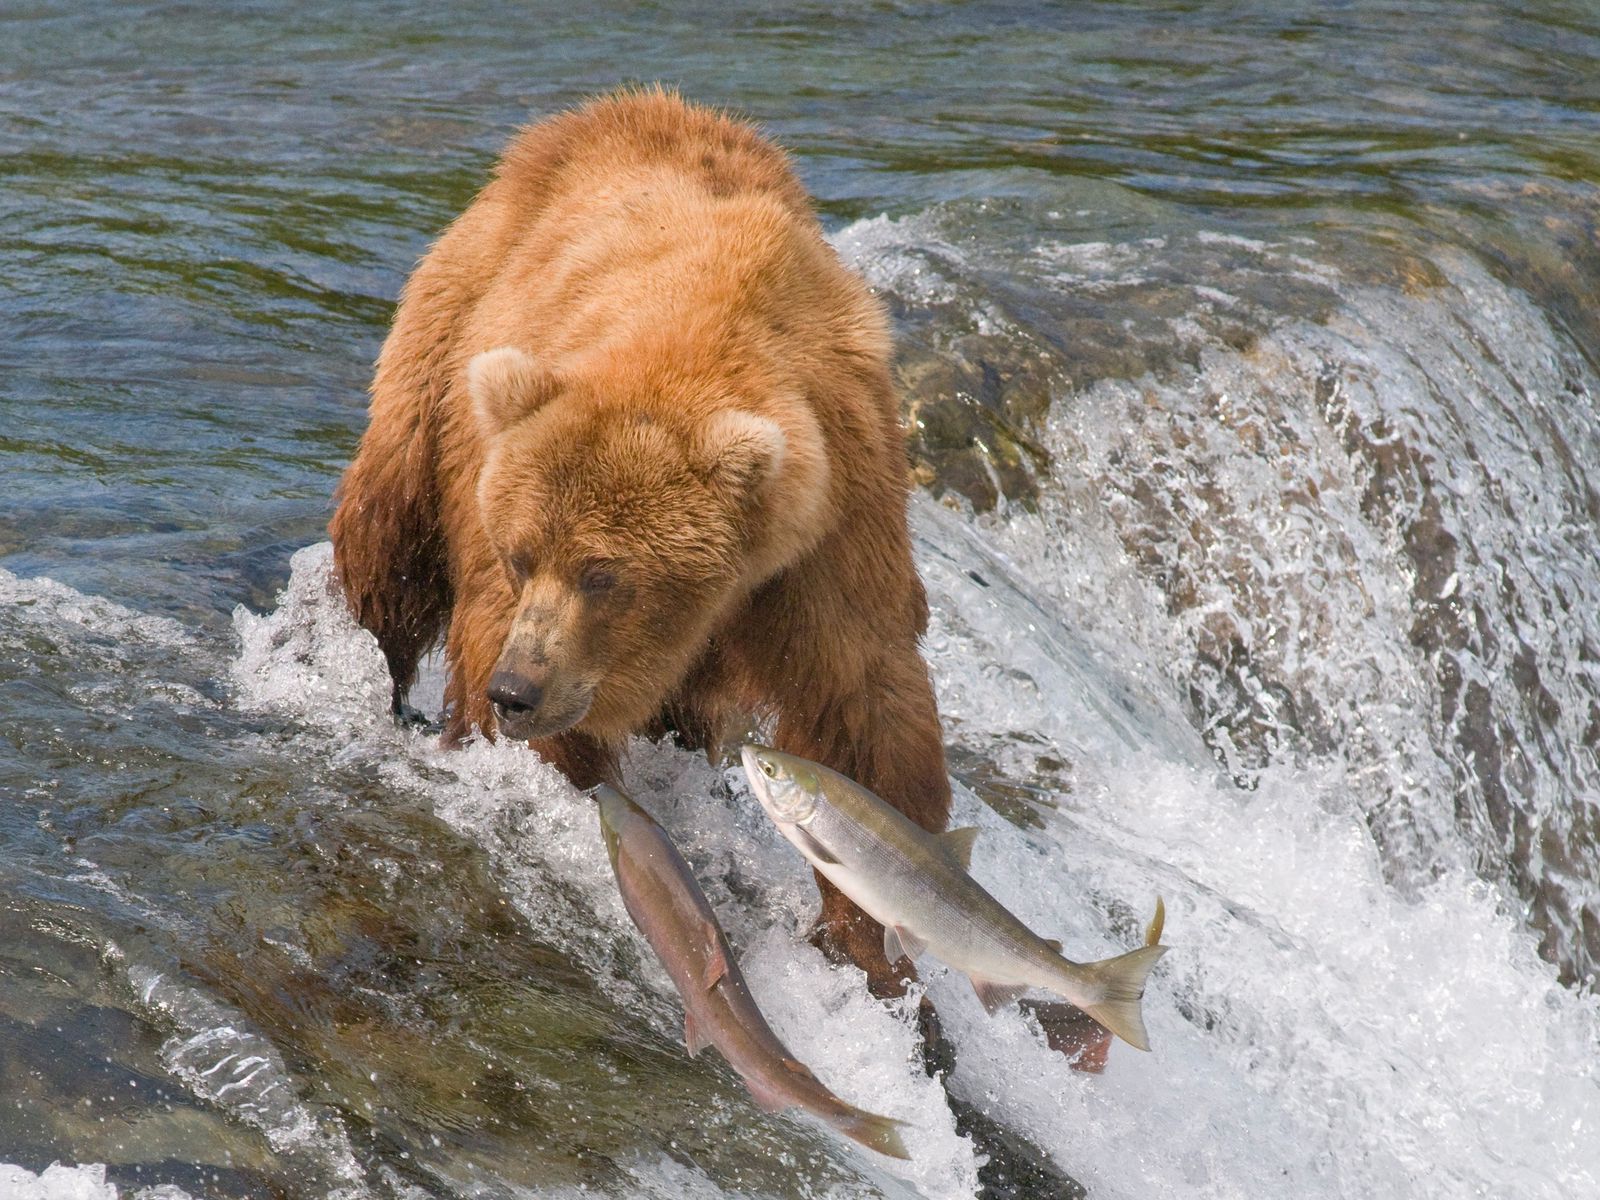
left=740, top=745, right=1167, bottom=1051
left=595, top=784, right=911, bottom=1158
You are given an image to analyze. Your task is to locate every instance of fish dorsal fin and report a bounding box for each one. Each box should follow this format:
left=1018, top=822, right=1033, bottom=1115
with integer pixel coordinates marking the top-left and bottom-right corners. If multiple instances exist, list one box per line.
left=969, top=975, right=1029, bottom=1016
left=883, top=923, right=928, bottom=966
left=792, top=825, right=841, bottom=865
left=684, top=1012, right=711, bottom=1057
left=701, top=922, right=729, bottom=991
left=1145, top=896, right=1167, bottom=947
left=937, top=826, right=979, bottom=870
left=1043, top=938, right=1063, bottom=955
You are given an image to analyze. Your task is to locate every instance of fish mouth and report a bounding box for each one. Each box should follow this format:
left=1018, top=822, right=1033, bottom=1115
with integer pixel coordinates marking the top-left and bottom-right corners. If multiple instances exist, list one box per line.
left=740, top=743, right=787, bottom=814
left=739, top=743, right=767, bottom=782
left=493, top=693, right=592, bottom=740
left=739, top=743, right=817, bottom=823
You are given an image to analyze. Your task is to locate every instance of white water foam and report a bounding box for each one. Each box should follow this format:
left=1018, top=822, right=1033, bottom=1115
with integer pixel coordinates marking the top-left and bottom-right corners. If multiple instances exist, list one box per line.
left=972, top=230, right=1600, bottom=969
left=914, top=496, right=1600, bottom=1199
left=0, top=1162, right=194, bottom=1200
left=229, top=543, right=393, bottom=736
left=120, top=954, right=368, bottom=1200
left=831, top=212, right=1014, bottom=338
left=0, top=568, right=195, bottom=651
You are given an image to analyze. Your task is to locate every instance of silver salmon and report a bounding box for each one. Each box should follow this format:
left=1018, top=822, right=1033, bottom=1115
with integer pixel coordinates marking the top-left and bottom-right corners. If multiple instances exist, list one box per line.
left=740, top=745, right=1167, bottom=1051
left=595, top=785, right=911, bottom=1158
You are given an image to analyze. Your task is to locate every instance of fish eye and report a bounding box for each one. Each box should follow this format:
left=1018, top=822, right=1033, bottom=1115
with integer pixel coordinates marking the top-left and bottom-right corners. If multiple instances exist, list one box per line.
left=760, top=760, right=777, bottom=778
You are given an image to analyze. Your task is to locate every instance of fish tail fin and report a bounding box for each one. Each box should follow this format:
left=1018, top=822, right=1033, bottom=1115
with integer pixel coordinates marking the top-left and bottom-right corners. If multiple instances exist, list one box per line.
left=834, top=1106, right=913, bottom=1160
left=1077, top=943, right=1168, bottom=1052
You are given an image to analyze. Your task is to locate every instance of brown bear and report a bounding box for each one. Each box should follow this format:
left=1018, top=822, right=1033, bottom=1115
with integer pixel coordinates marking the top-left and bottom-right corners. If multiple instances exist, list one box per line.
left=330, top=89, right=951, bottom=997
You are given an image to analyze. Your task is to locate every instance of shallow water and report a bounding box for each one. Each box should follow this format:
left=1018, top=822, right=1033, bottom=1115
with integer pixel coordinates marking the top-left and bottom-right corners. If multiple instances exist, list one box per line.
left=2, top=3, right=1598, bottom=1198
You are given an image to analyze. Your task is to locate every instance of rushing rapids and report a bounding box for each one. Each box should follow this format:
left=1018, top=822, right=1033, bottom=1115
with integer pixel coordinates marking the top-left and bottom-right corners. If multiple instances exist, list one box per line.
left=3, top=2, right=1599, bottom=1197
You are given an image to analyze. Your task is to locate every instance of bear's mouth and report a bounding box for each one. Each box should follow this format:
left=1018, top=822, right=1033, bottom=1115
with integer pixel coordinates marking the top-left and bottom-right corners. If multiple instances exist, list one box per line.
left=491, top=692, right=592, bottom=741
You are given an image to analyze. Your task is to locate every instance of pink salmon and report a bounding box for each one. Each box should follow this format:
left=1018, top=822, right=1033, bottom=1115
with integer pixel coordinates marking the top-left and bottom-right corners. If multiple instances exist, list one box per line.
left=596, top=784, right=911, bottom=1158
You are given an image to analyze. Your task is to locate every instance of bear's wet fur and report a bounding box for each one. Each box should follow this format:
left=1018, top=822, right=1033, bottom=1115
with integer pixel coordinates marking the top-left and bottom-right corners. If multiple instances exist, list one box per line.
left=330, top=89, right=950, bottom=995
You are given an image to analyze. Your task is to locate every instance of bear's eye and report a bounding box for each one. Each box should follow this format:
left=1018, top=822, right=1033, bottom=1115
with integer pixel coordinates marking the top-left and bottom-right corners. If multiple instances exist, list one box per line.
left=506, top=552, right=534, bottom=583
left=579, top=562, right=618, bottom=595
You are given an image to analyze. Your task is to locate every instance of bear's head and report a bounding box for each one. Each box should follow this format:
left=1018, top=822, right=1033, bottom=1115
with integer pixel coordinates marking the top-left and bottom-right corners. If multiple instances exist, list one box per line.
left=466, top=346, right=824, bottom=742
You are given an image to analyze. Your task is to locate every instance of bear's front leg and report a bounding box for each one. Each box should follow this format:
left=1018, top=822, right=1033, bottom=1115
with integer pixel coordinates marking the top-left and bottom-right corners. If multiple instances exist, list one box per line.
left=530, top=730, right=619, bottom=790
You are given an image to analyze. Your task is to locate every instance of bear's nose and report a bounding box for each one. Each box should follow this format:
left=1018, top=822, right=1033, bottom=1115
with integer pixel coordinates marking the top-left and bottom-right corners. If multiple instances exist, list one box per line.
left=487, top=670, right=544, bottom=714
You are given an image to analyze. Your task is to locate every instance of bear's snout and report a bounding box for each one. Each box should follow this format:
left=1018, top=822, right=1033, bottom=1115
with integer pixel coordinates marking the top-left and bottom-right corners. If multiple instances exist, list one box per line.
left=488, top=666, right=555, bottom=739
left=488, top=669, right=544, bottom=718
left=486, top=663, right=593, bottom=740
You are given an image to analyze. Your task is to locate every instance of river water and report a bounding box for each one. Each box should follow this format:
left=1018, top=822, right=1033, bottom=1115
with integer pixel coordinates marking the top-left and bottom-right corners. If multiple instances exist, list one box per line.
left=3, top=3, right=1598, bottom=1198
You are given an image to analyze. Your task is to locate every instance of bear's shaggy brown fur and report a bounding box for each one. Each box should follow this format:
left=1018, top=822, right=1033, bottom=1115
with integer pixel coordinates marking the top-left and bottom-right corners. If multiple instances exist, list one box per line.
left=330, top=90, right=950, bottom=994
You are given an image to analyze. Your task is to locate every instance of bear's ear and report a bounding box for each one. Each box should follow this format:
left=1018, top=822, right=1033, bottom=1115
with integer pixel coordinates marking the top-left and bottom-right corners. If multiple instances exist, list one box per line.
left=695, top=411, right=787, bottom=494
left=467, top=346, right=559, bottom=438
